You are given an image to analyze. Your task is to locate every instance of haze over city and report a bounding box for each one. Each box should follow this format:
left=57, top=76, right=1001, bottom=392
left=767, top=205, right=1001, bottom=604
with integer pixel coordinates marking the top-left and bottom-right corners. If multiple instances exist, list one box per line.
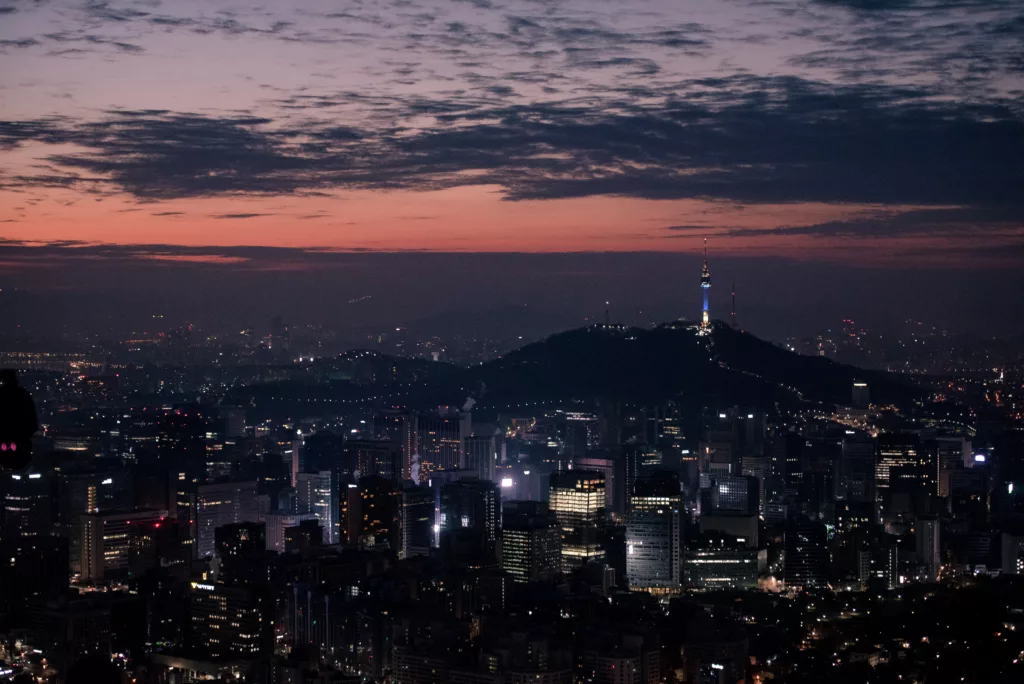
left=2, top=0, right=1023, bottom=338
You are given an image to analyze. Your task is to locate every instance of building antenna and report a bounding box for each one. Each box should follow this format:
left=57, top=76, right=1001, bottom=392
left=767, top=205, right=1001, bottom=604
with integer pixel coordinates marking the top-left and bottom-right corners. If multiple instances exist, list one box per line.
left=731, top=279, right=737, bottom=329
left=604, top=301, right=610, bottom=326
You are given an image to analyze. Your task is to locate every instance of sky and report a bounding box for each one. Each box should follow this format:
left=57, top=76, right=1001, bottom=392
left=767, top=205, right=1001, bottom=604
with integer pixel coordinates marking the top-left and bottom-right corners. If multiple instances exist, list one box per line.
left=1, top=0, right=1023, bottom=337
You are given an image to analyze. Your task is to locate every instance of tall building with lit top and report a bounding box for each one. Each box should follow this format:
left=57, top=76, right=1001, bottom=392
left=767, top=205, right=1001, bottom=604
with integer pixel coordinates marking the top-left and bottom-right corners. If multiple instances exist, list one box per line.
left=626, top=472, right=682, bottom=593
left=699, top=238, right=711, bottom=332
left=549, top=470, right=606, bottom=572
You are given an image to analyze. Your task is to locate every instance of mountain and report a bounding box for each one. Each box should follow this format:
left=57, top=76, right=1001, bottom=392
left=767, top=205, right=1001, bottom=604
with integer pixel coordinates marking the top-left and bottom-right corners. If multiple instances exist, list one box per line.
left=230, top=320, right=922, bottom=420
left=458, top=321, right=919, bottom=411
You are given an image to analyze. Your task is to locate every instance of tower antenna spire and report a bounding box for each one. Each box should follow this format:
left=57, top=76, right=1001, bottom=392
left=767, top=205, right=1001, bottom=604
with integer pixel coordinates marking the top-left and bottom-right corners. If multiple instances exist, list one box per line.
left=699, top=238, right=711, bottom=334
left=731, top=279, right=737, bottom=329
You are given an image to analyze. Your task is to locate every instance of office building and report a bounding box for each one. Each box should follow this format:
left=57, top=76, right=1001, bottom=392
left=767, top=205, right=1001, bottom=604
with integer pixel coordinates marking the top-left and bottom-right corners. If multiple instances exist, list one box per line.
left=784, top=518, right=829, bottom=590
left=350, top=476, right=401, bottom=550
left=2, top=470, right=51, bottom=538
left=56, top=465, right=133, bottom=573
left=916, top=515, right=941, bottom=581
left=852, top=381, right=870, bottom=408
left=187, top=581, right=274, bottom=659
left=0, top=536, right=68, bottom=629
left=347, top=439, right=403, bottom=483
left=296, top=470, right=339, bottom=544
left=128, top=518, right=192, bottom=581
left=857, top=540, right=898, bottom=590
left=196, top=480, right=259, bottom=559
left=876, top=433, right=938, bottom=497
left=214, top=521, right=266, bottom=582
left=626, top=472, right=682, bottom=593
left=285, top=519, right=324, bottom=553
left=549, top=470, right=606, bottom=572
left=440, top=478, right=501, bottom=559
left=263, top=511, right=317, bottom=553
left=80, top=509, right=164, bottom=582
left=400, top=485, right=436, bottom=559
left=840, top=432, right=876, bottom=504
left=464, top=430, right=500, bottom=482
left=373, top=409, right=416, bottom=480
left=416, top=409, right=470, bottom=474
left=683, top=533, right=758, bottom=591
left=706, top=475, right=759, bottom=515
left=501, top=501, right=561, bottom=583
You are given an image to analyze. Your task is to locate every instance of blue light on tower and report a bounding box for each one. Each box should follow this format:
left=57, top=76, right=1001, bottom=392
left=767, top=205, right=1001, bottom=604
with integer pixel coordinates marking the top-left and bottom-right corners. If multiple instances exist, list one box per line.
left=700, top=238, right=711, bottom=332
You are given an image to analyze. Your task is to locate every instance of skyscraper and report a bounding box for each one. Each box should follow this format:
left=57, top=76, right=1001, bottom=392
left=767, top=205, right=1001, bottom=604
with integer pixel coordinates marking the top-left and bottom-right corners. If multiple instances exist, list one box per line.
left=195, top=480, right=259, bottom=559
left=683, top=532, right=758, bottom=591
left=440, top=478, right=501, bottom=559
left=549, top=470, right=606, bottom=572
left=399, top=485, right=435, bottom=559
left=347, top=439, right=403, bottom=483
left=784, top=517, right=829, bottom=590
left=2, top=470, right=51, bottom=538
left=80, top=509, right=164, bottom=582
left=296, top=470, right=339, bottom=544
left=626, top=472, right=682, bottom=594
left=416, top=409, right=470, bottom=474
left=501, top=500, right=561, bottom=583
left=916, top=515, right=941, bottom=581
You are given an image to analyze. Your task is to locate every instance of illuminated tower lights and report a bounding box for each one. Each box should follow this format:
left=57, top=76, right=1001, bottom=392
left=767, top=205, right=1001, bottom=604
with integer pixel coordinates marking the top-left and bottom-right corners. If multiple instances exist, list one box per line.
left=700, top=238, right=711, bottom=333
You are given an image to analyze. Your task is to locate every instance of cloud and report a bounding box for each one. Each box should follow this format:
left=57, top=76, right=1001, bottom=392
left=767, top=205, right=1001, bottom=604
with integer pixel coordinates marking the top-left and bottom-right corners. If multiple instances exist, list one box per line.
left=0, top=75, right=1021, bottom=217
left=210, top=213, right=271, bottom=219
left=0, top=38, right=41, bottom=49
left=667, top=207, right=1023, bottom=239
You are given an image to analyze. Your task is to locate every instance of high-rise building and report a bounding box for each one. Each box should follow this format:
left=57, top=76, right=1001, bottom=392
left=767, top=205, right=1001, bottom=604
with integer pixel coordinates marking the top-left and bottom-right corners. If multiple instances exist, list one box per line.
left=682, top=533, right=758, bottom=591
left=373, top=409, right=416, bottom=480
left=214, top=522, right=266, bottom=564
left=284, top=519, right=324, bottom=553
left=80, top=509, right=164, bottom=582
left=187, top=581, right=274, bottom=659
left=55, top=464, right=133, bottom=573
left=349, top=476, right=401, bottom=550
left=784, top=517, right=829, bottom=590
left=464, top=430, right=499, bottom=482
left=916, top=515, right=941, bottom=581
left=575, top=451, right=625, bottom=513
left=0, top=536, right=68, bottom=629
left=707, top=475, right=759, bottom=515
left=876, top=433, right=938, bottom=497
left=840, top=432, right=876, bottom=504
left=857, top=539, right=898, bottom=590
left=440, top=478, right=501, bottom=559
left=161, top=407, right=213, bottom=538
left=549, top=470, right=606, bottom=572
left=626, top=472, right=682, bottom=594
left=400, top=485, right=435, bottom=559
left=347, top=439, right=403, bottom=483
left=262, top=511, right=317, bottom=553
left=296, top=470, right=339, bottom=544
left=501, top=501, right=561, bottom=583
left=416, top=409, right=470, bottom=474
left=195, top=480, right=259, bottom=559
left=128, top=518, right=192, bottom=581
left=851, top=382, right=870, bottom=409
left=2, top=470, right=51, bottom=538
